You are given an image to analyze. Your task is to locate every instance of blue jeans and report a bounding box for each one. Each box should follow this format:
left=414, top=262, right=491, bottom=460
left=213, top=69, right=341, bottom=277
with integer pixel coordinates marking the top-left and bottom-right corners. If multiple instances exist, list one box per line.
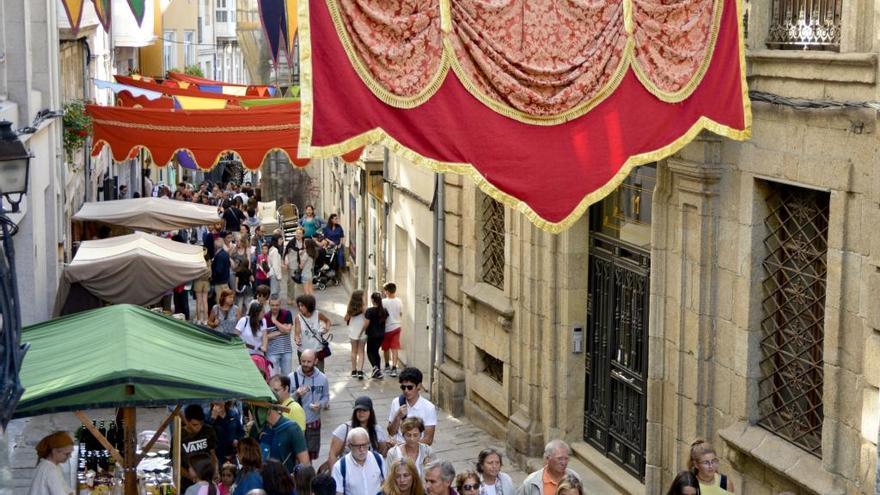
left=268, top=351, right=292, bottom=377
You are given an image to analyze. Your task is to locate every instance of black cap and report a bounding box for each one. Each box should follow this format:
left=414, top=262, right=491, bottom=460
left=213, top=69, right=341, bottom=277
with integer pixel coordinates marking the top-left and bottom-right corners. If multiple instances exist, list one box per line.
left=353, top=396, right=373, bottom=411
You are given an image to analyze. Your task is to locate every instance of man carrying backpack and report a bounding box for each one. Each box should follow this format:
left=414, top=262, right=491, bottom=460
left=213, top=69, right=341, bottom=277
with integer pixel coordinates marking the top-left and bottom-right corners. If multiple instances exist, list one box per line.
left=331, top=427, right=386, bottom=495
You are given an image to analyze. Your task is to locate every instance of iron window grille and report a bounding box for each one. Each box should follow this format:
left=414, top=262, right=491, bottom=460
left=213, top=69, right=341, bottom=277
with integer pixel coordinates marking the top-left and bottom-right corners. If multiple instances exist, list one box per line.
left=480, top=194, right=505, bottom=290
left=757, top=183, right=828, bottom=457
left=767, top=0, right=842, bottom=51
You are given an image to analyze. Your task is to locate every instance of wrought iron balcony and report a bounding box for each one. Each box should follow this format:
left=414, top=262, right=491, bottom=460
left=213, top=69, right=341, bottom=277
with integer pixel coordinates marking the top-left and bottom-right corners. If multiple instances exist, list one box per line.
left=767, top=0, right=842, bottom=51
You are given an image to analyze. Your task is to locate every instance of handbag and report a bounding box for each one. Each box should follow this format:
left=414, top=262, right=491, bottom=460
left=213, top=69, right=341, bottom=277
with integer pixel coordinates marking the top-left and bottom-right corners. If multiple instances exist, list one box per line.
left=292, top=269, right=303, bottom=284
left=300, top=314, right=332, bottom=359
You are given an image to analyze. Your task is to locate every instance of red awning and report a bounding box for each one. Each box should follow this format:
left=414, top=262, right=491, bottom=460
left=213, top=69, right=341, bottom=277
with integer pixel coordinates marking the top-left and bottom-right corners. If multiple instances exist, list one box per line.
left=88, top=102, right=362, bottom=170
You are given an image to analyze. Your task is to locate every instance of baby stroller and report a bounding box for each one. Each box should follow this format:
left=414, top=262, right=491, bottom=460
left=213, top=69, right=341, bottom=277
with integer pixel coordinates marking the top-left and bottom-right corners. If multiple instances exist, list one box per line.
left=313, top=244, right=339, bottom=291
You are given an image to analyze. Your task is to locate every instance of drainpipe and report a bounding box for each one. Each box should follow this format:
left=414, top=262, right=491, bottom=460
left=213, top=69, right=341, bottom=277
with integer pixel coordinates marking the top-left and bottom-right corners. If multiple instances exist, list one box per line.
left=81, top=38, right=92, bottom=205
left=429, top=173, right=445, bottom=393
left=382, top=147, right=390, bottom=285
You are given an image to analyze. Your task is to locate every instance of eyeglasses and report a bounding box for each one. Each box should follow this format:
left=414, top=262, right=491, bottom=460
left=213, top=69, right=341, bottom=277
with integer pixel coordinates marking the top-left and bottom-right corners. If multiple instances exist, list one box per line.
left=400, top=384, right=416, bottom=391
left=349, top=443, right=370, bottom=450
left=699, top=459, right=720, bottom=467
left=462, top=484, right=481, bottom=491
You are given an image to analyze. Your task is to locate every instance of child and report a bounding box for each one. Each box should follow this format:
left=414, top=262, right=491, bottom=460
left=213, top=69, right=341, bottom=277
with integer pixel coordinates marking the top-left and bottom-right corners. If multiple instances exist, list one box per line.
left=219, top=463, right=237, bottom=495
left=381, top=282, right=403, bottom=377
left=185, top=452, right=219, bottom=495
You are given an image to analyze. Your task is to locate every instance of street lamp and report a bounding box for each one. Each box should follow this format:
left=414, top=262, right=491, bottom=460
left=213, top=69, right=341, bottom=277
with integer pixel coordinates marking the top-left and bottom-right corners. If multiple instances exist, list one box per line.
left=0, top=120, right=31, bottom=212
left=0, top=119, right=31, bottom=429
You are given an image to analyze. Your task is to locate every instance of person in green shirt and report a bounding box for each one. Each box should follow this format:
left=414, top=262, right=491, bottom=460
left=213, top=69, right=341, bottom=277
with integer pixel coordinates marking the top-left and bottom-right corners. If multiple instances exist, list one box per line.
left=260, top=406, right=310, bottom=473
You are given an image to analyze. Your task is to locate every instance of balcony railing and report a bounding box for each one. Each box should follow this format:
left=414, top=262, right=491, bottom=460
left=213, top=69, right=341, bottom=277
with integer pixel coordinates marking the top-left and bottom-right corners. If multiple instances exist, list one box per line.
left=767, top=0, right=842, bottom=51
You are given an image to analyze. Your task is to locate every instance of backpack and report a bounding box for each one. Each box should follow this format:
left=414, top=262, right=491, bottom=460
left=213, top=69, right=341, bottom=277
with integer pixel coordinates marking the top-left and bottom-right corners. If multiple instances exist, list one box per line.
left=340, top=451, right=384, bottom=495
left=720, top=474, right=728, bottom=490
left=293, top=372, right=303, bottom=405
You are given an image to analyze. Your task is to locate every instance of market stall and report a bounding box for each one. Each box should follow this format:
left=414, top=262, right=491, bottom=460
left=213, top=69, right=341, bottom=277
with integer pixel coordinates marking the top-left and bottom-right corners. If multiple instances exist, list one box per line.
left=72, top=197, right=220, bottom=232
left=53, top=232, right=209, bottom=315
left=14, top=304, right=276, bottom=494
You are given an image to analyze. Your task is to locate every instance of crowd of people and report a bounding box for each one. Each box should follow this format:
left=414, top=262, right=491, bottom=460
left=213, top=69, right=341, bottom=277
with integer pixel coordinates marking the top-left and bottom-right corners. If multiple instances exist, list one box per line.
left=28, top=177, right=741, bottom=495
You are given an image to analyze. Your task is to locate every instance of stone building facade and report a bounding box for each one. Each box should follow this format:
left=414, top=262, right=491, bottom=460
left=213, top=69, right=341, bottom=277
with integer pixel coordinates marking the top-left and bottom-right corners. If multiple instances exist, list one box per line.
left=436, top=1, right=880, bottom=494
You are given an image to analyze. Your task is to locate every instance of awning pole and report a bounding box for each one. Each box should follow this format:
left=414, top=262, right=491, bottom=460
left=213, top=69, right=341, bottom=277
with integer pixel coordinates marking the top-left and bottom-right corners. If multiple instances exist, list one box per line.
left=123, top=406, right=137, bottom=495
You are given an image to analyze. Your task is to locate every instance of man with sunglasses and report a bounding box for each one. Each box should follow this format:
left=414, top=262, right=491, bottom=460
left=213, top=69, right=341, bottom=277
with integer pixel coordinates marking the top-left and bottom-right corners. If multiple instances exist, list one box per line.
left=387, top=367, right=437, bottom=445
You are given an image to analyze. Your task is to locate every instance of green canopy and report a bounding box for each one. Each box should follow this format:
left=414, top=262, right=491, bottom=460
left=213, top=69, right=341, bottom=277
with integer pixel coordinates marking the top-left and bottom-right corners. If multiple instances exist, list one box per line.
left=14, top=304, right=273, bottom=418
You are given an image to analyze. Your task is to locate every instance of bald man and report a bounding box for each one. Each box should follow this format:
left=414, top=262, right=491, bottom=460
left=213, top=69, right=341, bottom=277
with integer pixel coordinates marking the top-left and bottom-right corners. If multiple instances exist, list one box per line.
left=290, top=348, right=329, bottom=460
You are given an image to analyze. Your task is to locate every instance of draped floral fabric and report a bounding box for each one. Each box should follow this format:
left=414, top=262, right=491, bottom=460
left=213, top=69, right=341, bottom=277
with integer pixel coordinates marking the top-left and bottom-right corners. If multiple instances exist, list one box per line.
left=300, top=0, right=749, bottom=231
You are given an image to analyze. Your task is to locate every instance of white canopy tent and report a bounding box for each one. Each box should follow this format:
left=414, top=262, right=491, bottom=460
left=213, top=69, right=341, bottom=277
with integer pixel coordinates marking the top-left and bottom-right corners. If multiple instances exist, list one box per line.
left=72, top=197, right=220, bottom=232
left=53, top=232, right=209, bottom=315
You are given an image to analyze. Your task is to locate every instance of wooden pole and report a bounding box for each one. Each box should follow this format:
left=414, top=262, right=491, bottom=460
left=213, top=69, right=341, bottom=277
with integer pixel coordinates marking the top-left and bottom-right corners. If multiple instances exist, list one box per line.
left=123, top=406, right=137, bottom=495
left=173, top=415, right=181, bottom=491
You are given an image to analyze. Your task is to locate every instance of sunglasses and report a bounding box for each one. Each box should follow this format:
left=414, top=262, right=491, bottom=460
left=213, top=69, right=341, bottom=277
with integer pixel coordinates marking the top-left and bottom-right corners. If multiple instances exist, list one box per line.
left=462, top=484, right=481, bottom=491
left=400, top=384, right=416, bottom=391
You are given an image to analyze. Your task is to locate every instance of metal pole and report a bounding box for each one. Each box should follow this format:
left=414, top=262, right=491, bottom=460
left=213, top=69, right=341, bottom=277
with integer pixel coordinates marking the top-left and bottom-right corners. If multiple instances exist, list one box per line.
left=428, top=173, right=445, bottom=394
left=0, top=208, right=27, bottom=429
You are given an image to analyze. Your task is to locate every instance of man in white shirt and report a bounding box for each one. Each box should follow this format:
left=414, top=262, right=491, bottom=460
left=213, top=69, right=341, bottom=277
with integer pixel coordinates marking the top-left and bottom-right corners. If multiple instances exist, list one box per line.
left=381, top=282, right=403, bottom=376
left=331, top=427, right=386, bottom=495
left=387, top=367, right=437, bottom=445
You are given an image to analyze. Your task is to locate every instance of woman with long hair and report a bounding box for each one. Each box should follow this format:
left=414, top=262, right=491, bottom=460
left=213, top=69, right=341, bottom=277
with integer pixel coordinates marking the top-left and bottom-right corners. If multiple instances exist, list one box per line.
left=209, top=288, right=240, bottom=335
left=362, top=292, right=388, bottom=379
left=379, top=458, right=425, bottom=495
left=284, top=228, right=304, bottom=305
left=300, top=238, right=318, bottom=295
left=345, top=290, right=367, bottom=379
left=555, top=475, right=584, bottom=495
left=185, top=452, right=219, bottom=495
left=295, top=465, right=316, bottom=495
left=666, top=470, right=701, bottom=495
left=232, top=438, right=263, bottom=495
left=232, top=233, right=252, bottom=312
left=261, top=459, right=296, bottom=495
left=476, top=448, right=514, bottom=495
left=267, top=234, right=284, bottom=298
left=319, top=395, right=390, bottom=473
left=323, top=213, right=345, bottom=281
left=689, top=439, right=733, bottom=494
left=235, top=300, right=270, bottom=379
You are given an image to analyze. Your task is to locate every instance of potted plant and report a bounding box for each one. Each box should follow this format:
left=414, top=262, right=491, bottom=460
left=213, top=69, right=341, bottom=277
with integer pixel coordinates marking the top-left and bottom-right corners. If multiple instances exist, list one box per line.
left=62, top=100, right=91, bottom=164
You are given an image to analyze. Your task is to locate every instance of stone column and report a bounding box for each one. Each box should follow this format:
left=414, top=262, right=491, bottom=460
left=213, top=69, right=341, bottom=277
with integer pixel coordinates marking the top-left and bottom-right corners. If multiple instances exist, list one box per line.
left=437, top=173, right=466, bottom=415
left=645, top=136, right=725, bottom=491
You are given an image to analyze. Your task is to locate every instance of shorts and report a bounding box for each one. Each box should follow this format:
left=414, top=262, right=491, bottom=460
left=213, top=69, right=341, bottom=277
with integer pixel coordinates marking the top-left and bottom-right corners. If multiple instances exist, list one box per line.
left=193, top=280, right=210, bottom=294
left=381, top=328, right=402, bottom=350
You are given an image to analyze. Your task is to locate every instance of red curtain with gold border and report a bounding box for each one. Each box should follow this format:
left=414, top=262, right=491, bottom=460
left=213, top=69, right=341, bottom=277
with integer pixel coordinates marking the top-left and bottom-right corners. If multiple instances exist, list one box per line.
left=298, top=0, right=750, bottom=232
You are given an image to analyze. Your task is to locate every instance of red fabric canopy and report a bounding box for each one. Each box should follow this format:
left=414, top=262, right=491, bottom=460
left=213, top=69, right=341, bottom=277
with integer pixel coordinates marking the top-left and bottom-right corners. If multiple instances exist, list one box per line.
left=299, top=0, right=750, bottom=232
left=166, top=72, right=276, bottom=96
left=88, top=102, right=363, bottom=170
left=114, top=75, right=266, bottom=104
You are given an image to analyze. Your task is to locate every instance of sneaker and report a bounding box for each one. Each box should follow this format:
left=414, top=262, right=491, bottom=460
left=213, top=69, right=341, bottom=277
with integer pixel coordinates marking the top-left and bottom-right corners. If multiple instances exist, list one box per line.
left=384, top=364, right=391, bottom=373
left=350, top=370, right=358, bottom=378
left=389, top=367, right=398, bottom=377
left=372, top=368, right=384, bottom=379
left=357, top=371, right=365, bottom=380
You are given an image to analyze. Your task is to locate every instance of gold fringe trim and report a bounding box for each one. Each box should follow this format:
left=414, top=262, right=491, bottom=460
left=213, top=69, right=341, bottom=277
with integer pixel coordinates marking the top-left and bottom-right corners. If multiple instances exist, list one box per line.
left=631, top=0, right=724, bottom=103
left=91, top=140, right=310, bottom=172
left=297, top=0, right=315, bottom=158
left=326, top=0, right=451, bottom=109
left=92, top=119, right=299, bottom=133
left=298, top=0, right=752, bottom=232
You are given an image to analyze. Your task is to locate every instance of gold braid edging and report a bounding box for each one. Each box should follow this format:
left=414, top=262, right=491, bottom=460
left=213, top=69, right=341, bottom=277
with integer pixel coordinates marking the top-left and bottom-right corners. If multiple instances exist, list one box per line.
left=630, top=0, right=724, bottom=103
left=445, top=34, right=634, bottom=126
left=92, top=119, right=299, bottom=133
left=90, top=140, right=308, bottom=172
left=326, top=0, right=451, bottom=109
left=297, top=0, right=315, bottom=158
left=303, top=114, right=749, bottom=233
